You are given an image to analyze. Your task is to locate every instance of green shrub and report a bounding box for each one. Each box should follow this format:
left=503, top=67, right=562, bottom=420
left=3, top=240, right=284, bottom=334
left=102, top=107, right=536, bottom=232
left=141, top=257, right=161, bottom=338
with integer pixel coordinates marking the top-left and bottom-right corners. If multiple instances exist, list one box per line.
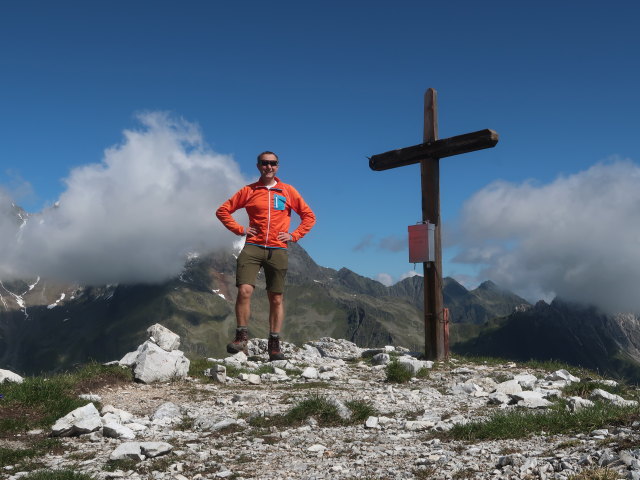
left=345, top=399, right=378, bottom=422
left=385, top=359, right=413, bottom=383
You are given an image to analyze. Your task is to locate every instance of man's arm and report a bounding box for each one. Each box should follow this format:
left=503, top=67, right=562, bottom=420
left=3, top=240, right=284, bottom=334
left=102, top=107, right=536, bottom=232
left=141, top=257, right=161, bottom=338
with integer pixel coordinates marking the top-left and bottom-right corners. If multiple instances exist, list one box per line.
left=216, top=187, right=250, bottom=236
left=287, top=186, right=316, bottom=242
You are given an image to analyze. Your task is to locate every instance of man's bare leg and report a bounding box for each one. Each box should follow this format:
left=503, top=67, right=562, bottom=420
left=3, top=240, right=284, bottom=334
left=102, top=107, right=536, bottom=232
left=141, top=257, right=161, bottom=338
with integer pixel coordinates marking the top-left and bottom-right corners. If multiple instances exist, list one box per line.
left=227, top=284, right=254, bottom=354
left=267, top=291, right=284, bottom=333
left=235, top=284, right=254, bottom=327
left=267, top=291, right=285, bottom=361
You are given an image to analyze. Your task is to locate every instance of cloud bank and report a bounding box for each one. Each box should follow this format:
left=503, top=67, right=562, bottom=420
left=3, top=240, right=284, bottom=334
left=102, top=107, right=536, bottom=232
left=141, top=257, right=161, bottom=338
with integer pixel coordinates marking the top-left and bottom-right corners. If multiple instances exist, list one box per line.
left=452, top=159, right=640, bottom=313
left=0, top=112, right=247, bottom=285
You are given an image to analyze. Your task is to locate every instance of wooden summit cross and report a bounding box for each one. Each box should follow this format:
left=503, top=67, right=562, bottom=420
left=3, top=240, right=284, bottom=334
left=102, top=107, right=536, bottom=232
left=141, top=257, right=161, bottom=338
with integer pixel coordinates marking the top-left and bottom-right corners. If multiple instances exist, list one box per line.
left=369, top=88, right=499, bottom=360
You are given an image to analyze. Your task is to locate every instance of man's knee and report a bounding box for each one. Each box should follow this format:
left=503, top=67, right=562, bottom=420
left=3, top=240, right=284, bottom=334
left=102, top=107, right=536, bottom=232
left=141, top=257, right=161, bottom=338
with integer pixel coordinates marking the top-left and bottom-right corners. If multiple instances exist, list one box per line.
left=237, top=284, right=254, bottom=301
left=268, top=292, right=283, bottom=306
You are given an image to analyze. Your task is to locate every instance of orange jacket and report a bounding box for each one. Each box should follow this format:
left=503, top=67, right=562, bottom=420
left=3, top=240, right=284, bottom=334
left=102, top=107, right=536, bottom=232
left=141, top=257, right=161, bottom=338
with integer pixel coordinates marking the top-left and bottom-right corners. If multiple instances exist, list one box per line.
left=216, top=177, right=316, bottom=249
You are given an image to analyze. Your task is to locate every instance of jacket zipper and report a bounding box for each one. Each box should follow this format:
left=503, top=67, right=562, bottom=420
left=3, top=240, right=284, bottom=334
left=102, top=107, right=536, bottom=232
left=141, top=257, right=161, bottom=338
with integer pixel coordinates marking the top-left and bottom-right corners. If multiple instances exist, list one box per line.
left=265, top=189, right=271, bottom=247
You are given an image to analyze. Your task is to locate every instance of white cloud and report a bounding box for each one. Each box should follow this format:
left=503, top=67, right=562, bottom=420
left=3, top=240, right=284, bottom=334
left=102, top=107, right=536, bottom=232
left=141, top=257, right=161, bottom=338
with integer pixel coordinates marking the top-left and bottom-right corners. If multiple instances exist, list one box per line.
left=375, top=270, right=421, bottom=287
left=452, top=158, right=640, bottom=313
left=376, top=273, right=393, bottom=286
left=0, top=112, right=247, bottom=285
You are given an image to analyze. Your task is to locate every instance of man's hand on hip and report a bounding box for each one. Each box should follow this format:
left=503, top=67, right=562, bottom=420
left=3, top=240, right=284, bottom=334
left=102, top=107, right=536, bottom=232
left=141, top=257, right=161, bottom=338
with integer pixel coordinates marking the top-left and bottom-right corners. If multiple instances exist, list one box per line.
left=277, top=232, right=293, bottom=242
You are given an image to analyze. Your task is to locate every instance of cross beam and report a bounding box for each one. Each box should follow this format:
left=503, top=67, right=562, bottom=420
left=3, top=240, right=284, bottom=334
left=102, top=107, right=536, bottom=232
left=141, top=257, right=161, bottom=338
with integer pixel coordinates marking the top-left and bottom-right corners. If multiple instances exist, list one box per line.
left=369, top=129, right=498, bottom=171
left=369, top=88, right=499, bottom=361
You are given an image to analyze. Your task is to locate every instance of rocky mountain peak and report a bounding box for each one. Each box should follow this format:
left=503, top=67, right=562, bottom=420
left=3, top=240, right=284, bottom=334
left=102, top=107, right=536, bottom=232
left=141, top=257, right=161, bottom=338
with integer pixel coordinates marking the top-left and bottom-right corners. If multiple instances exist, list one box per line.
left=2, top=326, right=640, bottom=479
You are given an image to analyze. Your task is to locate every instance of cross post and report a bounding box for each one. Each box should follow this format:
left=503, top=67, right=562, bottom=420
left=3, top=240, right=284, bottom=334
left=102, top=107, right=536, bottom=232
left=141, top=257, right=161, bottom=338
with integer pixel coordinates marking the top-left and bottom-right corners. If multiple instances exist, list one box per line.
left=369, top=88, right=499, bottom=360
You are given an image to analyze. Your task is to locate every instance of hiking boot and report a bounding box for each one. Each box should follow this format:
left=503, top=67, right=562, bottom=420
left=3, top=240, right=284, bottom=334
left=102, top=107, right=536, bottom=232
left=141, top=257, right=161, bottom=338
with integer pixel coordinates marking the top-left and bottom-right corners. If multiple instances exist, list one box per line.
left=227, top=328, right=249, bottom=355
left=268, top=335, right=286, bottom=361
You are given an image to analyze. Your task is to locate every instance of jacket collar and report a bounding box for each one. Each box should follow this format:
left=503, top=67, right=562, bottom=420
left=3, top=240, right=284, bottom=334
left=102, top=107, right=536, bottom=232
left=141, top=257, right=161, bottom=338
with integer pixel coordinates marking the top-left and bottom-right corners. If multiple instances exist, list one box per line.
left=253, top=176, right=281, bottom=189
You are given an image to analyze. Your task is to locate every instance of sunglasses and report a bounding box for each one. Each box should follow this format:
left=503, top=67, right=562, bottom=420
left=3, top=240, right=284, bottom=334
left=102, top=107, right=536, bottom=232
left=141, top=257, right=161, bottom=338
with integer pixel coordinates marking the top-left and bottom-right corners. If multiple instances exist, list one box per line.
left=259, top=160, right=279, bottom=167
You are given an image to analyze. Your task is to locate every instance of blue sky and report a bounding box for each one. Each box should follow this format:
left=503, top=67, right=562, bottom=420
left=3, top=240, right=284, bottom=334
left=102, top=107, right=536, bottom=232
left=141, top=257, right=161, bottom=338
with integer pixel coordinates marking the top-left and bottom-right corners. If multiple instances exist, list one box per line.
left=2, top=1, right=640, bottom=307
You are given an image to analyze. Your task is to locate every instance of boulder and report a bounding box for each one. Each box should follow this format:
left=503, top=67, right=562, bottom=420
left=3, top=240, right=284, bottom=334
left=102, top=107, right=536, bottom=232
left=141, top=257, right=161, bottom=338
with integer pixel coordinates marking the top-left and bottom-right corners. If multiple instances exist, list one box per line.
left=567, top=396, right=595, bottom=412
left=147, top=323, right=181, bottom=351
left=590, top=388, right=638, bottom=407
left=101, top=405, right=134, bottom=424
left=0, top=369, right=24, bottom=384
left=494, top=380, right=522, bottom=395
left=193, top=416, right=238, bottom=431
left=103, top=422, right=136, bottom=440
left=52, top=403, right=102, bottom=437
left=132, top=341, right=190, bottom=383
left=306, top=337, right=363, bottom=360
left=396, top=356, right=429, bottom=376
left=545, top=369, right=580, bottom=384
left=509, top=391, right=552, bottom=409
left=109, top=441, right=173, bottom=461
left=151, top=402, right=183, bottom=424
left=301, top=367, right=319, bottom=379
left=204, top=364, right=227, bottom=383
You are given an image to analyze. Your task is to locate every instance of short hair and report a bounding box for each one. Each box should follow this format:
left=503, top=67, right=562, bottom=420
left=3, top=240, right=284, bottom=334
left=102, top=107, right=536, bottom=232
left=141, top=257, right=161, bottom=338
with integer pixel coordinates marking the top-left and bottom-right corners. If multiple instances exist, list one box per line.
left=257, top=151, right=279, bottom=163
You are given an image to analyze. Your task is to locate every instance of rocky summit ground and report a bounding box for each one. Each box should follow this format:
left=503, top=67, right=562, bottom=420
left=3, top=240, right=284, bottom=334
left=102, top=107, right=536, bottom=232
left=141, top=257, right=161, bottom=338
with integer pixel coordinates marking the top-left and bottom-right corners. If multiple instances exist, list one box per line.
left=4, top=337, right=640, bottom=480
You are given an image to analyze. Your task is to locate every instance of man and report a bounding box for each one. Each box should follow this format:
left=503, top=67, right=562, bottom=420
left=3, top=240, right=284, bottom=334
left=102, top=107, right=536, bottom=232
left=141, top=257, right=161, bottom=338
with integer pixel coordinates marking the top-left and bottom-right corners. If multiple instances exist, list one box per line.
left=216, top=151, right=316, bottom=361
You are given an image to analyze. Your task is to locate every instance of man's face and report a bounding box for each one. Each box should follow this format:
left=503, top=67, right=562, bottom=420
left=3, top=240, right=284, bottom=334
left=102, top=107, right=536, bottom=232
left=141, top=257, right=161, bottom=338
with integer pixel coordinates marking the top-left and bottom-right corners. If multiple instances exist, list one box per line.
left=257, top=153, right=279, bottom=182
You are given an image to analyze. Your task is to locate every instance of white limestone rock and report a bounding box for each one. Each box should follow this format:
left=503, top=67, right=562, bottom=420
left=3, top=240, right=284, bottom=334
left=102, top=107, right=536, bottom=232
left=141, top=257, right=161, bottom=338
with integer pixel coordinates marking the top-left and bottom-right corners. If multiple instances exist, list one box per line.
left=487, top=391, right=511, bottom=405
left=510, top=391, right=552, bottom=409
left=109, top=442, right=145, bottom=461
left=109, top=441, right=173, bottom=461
left=396, top=356, right=429, bottom=376
left=204, top=364, right=227, bottom=383
left=306, top=337, right=363, bottom=360
left=365, top=416, right=379, bottom=429
left=567, top=396, right=595, bottom=412
left=0, top=369, right=24, bottom=384
left=545, top=369, right=580, bottom=384
left=147, top=323, right=181, bottom=351
left=151, top=402, right=183, bottom=424
left=590, top=388, right=639, bottom=407
left=132, top=341, right=190, bottom=384
left=404, top=420, right=436, bottom=431
left=513, top=374, right=538, bottom=389
left=103, top=422, right=136, bottom=440
left=79, top=394, right=101, bottom=402
left=451, top=383, right=484, bottom=396
left=52, top=403, right=102, bottom=437
left=371, top=353, right=391, bottom=365
left=101, top=405, right=134, bottom=424
left=193, top=416, right=238, bottom=431
left=301, top=367, right=319, bottom=379
left=494, top=379, right=523, bottom=395
left=327, top=397, right=351, bottom=420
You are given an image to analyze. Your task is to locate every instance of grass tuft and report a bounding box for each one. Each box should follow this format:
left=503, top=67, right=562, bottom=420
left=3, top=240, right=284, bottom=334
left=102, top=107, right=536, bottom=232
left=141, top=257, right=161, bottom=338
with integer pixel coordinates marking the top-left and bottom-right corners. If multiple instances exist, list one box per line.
left=20, top=469, right=96, bottom=480
left=442, top=401, right=640, bottom=441
left=567, top=467, right=622, bottom=480
left=249, top=395, right=378, bottom=428
left=561, top=380, right=627, bottom=399
left=385, top=359, right=413, bottom=383
left=0, top=362, right=132, bottom=436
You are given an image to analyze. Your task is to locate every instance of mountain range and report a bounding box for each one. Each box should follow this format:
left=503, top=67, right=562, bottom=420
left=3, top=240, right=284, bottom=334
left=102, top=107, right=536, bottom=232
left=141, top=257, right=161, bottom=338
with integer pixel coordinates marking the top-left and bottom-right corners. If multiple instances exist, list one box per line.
left=2, top=203, right=640, bottom=382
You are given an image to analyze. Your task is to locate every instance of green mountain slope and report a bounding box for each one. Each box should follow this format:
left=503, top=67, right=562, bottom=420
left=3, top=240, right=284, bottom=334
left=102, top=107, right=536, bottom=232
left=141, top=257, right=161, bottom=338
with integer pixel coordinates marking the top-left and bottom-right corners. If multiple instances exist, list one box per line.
left=453, top=299, right=640, bottom=383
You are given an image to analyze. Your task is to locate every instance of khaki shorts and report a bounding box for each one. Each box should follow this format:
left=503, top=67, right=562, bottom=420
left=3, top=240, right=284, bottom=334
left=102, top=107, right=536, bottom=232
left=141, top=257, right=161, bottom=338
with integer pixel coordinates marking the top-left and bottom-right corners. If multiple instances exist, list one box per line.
left=236, top=244, right=289, bottom=293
